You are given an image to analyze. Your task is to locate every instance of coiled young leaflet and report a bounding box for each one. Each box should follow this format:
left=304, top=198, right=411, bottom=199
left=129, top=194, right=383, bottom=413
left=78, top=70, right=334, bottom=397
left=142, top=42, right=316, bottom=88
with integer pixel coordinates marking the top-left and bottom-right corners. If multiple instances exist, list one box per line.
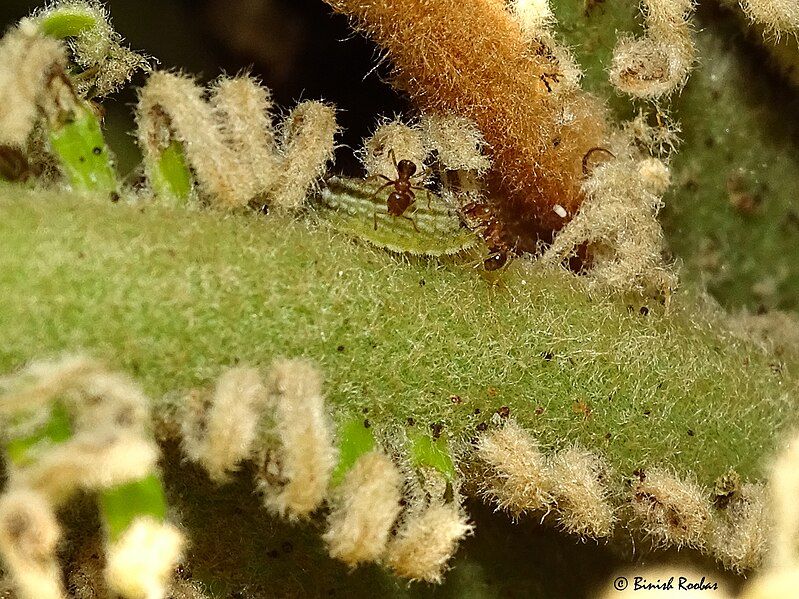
left=319, top=176, right=479, bottom=257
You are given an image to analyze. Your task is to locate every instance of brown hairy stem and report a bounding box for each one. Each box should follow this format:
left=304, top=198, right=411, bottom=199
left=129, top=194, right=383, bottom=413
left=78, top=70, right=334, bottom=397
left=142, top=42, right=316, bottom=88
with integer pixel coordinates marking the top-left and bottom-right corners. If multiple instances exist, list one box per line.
left=323, top=0, right=609, bottom=249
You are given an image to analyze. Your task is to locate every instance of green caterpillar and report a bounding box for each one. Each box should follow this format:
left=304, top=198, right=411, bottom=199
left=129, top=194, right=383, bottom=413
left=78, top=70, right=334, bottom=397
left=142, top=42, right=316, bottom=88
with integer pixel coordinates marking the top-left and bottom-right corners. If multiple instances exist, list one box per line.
left=319, top=176, right=479, bottom=257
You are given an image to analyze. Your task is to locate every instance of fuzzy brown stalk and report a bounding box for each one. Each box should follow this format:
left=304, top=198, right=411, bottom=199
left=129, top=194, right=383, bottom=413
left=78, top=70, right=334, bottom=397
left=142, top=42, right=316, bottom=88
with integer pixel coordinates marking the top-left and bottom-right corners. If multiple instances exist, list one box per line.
left=323, top=0, right=608, bottom=249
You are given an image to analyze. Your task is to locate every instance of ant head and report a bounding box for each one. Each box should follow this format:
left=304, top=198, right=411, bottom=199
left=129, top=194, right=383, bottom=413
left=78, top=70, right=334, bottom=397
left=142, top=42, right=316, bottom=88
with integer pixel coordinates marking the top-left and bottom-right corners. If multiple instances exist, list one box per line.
left=396, top=159, right=417, bottom=178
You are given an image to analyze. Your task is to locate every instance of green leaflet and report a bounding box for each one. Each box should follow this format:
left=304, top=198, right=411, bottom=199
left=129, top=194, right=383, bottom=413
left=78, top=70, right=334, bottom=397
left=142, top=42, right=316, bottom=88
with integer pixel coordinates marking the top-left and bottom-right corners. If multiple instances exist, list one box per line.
left=4, top=401, right=73, bottom=467
left=319, top=176, right=479, bottom=257
left=331, top=416, right=377, bottom=486
left=99, top=473, right=168, bottom=541
left=48, top=101, right=118, bottom=196
left=409, top=433, right=456, bottom=481
left=149, top=140, right=193, bottom=205
left=37, top=9, right=98, bottom=39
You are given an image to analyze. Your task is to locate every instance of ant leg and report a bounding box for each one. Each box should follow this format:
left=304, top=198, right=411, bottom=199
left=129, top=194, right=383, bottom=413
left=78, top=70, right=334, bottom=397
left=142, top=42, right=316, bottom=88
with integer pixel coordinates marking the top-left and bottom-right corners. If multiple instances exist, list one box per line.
left=367, top=180, right=394, bottom=203
left=405, top=185, right=431, bottom=209
left=364, top=173, right=394, bottom=187
left=410, top=185, right=432, bottom=208
left=403, top=214, right=420, bottom=233
left=409, top=165, right=430, bottom=182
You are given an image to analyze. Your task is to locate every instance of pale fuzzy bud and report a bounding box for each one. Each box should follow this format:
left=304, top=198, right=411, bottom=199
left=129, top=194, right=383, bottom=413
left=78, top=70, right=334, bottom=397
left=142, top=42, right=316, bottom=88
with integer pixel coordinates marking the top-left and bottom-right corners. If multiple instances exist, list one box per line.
left=211, top=77, right=280, bottom=195
left=513, top=0, right=555, bottom=36
left=361, top=118, right=427, bottom=180
left=541, top=34, right=584, bottom=92
left=625, top=109, right=682, bottom=156
left=740, top=0, right=799, bottom=37
left=105, top=517, right=184, bottom=599
left=385, top=502, right=472, bottom=583
left=257, top=359, right=335, bottom=519
left=0, top=489, right=65, bottom=599
left=26, top=1, right=150, bottom=97
left=70, top=370, right=150, bottom=433
left=511, top=1, right=583, bottom=92
left=0, top=354, right=102, bottom=417
left=637, top=157, right=671, bottom=196
left=630, top=468, right=711, bottom=548
left=710, top=483, right=768, bottom=572
left=610, top=0, right=696, bottom=98
left=11, top=430, right=159, bottom=505
left=270, top=101, right=338, bottom=210
left=181, top=367, right=267, bottom=482
left=476, top=420, right=554, bottom=516
left=420, top=113, right=491, bottom=174
left=137, top=71, right=253, bottom=207
left=0, top=25, right=67, bottom=147
left=548, top=447, right=615, bottom=538
left=323, top=451, right=403, bottom=565
left=541, top=153, right=671, bottom=292
left=0, top=357, right=148, bottom=431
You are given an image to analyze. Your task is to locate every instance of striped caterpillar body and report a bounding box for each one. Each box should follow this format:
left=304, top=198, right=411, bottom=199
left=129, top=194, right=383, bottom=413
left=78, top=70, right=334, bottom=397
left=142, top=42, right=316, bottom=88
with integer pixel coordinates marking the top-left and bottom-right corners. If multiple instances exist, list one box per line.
left=319, top=176, right=479, bottom=257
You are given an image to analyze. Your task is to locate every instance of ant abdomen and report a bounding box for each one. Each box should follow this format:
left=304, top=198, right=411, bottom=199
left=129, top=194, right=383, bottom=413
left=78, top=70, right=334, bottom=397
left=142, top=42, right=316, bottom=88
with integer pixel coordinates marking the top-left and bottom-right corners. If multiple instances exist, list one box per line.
left=387, top=191, right=412, bottom=216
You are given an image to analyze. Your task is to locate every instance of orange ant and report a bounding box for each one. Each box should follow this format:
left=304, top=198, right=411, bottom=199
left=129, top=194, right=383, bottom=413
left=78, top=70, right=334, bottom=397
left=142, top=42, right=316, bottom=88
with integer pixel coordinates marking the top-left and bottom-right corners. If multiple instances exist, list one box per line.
left=370, top=149, right=427, bottom=231
left=460, top=200, right=516, bottom=271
